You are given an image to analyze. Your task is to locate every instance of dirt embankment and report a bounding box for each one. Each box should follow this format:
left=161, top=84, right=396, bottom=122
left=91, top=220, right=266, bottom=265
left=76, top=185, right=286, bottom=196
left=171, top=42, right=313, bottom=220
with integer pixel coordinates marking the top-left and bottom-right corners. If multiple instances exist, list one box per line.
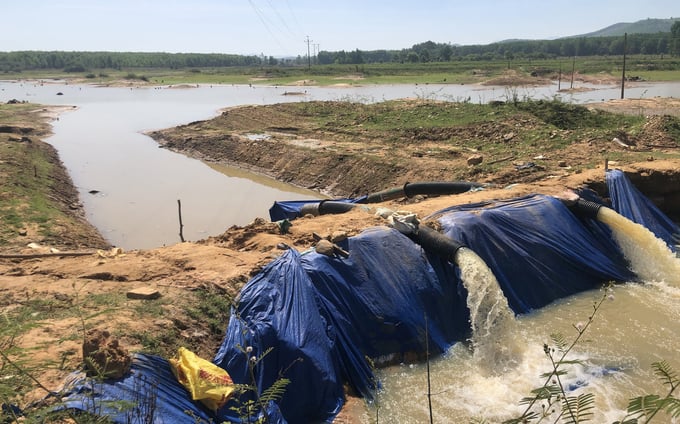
left=148, top=99, right=680, bottom=219
left=0, top=105, right=110, bottom=253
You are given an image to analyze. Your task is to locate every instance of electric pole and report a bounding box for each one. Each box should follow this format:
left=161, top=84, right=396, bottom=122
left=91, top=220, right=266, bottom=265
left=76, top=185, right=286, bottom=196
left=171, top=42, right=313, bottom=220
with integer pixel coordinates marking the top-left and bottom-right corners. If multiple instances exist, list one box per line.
left=621, top=32, right=627, bottom=99
left=305, top=36, right=312, bottom=70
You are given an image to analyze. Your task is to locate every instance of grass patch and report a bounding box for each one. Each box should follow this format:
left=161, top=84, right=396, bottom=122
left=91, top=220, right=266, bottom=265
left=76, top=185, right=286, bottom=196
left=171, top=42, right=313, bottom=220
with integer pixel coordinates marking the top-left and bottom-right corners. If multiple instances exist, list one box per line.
left=185, top=287, right=233, bottom=336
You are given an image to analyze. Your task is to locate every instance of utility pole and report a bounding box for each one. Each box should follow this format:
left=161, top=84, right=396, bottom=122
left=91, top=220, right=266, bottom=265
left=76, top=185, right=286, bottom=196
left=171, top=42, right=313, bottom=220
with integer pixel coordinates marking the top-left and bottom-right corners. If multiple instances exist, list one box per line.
left=314, top=43, right=319, bottom=64
left=621, top=32, right=627, bottom=99
left=304, top=35, right=312, bottom=70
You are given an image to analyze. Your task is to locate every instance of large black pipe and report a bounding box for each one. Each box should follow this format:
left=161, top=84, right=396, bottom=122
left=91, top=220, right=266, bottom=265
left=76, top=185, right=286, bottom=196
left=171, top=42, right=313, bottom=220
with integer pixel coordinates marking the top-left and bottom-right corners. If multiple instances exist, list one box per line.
left=300, top=200, right=358, bottom=217
left=409, top=224, right=465, bottom=263
left=567, top=198, right=603, bottom=220
left=366, top=181, right=481, bottom=203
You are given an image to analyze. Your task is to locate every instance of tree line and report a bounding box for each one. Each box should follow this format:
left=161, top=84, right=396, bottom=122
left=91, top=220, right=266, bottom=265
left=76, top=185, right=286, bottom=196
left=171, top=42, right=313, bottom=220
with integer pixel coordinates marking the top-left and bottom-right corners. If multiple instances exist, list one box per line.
left=2, top=22, right=679, bottom=72
left=0, top=51, right=263, bottom=73
left=320, top=24, right=680, bottom=65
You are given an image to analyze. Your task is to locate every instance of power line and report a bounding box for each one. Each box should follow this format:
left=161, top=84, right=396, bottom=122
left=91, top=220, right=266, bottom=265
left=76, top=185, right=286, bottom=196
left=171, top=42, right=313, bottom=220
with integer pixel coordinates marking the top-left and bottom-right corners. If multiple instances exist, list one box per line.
left=247, top=0, right=290, bottom=55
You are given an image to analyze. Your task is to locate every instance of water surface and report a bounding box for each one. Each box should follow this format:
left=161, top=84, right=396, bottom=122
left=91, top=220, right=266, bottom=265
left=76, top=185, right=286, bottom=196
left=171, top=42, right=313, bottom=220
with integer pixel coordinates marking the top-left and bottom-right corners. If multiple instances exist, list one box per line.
left=2, top=80, right=679, bottom=249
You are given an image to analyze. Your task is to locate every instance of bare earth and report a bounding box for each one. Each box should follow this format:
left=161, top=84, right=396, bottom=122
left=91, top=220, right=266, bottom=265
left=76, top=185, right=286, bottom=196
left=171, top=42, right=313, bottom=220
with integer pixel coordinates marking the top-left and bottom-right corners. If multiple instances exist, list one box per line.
left=1, top=95, right=680, bottom=421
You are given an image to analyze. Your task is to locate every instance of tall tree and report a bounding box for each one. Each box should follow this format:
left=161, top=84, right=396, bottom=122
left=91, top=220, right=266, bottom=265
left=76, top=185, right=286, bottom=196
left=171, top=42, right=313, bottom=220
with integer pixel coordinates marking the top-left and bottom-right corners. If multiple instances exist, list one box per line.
left=672, top=21, right=680, bottom=56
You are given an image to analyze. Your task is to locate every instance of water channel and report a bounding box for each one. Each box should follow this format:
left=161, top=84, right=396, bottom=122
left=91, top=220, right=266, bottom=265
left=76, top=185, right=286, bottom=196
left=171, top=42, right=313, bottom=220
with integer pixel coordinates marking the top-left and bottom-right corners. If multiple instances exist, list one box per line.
left=2, top=79, right=680, bottom=421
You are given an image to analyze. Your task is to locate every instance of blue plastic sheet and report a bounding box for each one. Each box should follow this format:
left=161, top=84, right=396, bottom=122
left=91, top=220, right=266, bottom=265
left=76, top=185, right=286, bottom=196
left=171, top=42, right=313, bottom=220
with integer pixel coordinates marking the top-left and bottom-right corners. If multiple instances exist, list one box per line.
left=214, top=248, right=344, bottom=424
left=60, top=354, right=285, bottom=423
left=429, top=194, right=636, bottom=313
left=606, top=169, right=679, bottom=252
left=214, top=228, right=469, bottom=423
left=300, top=228, right=469, bottom=391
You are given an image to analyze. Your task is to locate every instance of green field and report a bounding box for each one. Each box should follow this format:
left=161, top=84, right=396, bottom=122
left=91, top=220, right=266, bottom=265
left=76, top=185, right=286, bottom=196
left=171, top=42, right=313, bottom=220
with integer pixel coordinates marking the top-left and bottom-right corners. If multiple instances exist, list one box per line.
left=2, top=55, right=679, bottom=86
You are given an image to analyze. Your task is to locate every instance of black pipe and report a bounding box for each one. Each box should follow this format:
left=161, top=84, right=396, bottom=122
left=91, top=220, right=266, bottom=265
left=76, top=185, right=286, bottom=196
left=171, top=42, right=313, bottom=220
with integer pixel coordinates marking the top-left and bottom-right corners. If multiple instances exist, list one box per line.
left=403, top=181, right=481, bottom=198
left=409, top=225, right=465, bottom=263
left=366, top=181, right=480, bottom=203
left=300, top=200, right=358, bottom=217
left=568, top=198, right=603, bottom=220
left=366, top=186, right=406, bottom=203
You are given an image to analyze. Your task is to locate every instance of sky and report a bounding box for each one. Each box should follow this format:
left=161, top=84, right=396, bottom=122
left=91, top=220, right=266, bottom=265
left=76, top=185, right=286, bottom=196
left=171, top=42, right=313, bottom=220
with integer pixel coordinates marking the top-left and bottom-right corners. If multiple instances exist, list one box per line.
left=2, top=0, right=678, bottom=57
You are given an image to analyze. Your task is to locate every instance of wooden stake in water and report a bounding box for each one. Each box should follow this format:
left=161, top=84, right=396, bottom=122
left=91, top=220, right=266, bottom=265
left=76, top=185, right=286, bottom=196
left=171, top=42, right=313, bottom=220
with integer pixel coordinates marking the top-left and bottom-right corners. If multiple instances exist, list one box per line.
left=177, top=199, right=185, bottom=243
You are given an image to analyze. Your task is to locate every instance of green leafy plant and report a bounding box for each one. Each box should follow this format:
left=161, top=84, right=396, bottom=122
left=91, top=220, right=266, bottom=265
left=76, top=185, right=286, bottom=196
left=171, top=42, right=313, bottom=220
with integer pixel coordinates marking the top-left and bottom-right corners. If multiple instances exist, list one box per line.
left=615, top=360, right=680, bottom=423
left=229, top=344, right=292, bottom=424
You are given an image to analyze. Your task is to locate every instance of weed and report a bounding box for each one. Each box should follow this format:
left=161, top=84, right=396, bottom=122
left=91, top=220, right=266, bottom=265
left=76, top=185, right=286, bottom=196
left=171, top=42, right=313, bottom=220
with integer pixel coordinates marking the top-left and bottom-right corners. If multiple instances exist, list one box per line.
left=185, top=287, right=233, bottom=336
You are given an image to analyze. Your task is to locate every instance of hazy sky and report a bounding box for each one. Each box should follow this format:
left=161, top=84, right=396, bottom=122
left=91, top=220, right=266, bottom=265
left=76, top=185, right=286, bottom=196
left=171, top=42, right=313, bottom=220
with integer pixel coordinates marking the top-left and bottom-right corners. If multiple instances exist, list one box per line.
left=2, top=1, right=678, bottom=57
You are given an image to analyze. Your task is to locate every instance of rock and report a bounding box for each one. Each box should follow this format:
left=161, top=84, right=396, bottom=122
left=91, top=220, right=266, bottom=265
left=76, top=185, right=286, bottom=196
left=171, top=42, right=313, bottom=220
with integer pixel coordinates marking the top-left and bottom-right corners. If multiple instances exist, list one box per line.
left=503, top=132, right=515, bottom=142
left=330, top=231, right=348, bottom=243
left=558, top=160, right=568, bottom=167
left=315, top=239, right=349, bottom=258
left=467, top=154, right=483, bottom=166
left=126, top=287, right=161, bottom=300
left=82, top=329, right=132, bottom=379
left=315, top=239, right=336, bottom=257
left=647, top=156, right=655, bottom=161
left=18, top=229, right=27, bottom=236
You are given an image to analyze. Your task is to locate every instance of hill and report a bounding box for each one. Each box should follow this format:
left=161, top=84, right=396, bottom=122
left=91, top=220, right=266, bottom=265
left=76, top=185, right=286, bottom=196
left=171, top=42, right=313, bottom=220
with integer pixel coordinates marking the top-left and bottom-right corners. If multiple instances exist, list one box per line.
left=572, top=17, right=680, bottom=38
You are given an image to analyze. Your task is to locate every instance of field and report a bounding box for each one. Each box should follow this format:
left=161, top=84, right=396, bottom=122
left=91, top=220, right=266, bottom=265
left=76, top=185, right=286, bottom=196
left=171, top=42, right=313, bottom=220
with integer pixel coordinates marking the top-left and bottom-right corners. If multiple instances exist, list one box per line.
left=3, top=55, right=680, bottom=86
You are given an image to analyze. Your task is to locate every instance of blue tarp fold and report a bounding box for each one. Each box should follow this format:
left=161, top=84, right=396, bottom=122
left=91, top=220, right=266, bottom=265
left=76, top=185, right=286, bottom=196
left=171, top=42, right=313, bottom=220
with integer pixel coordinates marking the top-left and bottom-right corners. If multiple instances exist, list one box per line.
left=429, top=194, right=636, bottom=313
left=606, top=169, right=679, bottom=252
left=60, top=354, right=286, bottom=423
left=269, top=197, right=367, bottom=222
left=214, top=248, right=344, bottom=423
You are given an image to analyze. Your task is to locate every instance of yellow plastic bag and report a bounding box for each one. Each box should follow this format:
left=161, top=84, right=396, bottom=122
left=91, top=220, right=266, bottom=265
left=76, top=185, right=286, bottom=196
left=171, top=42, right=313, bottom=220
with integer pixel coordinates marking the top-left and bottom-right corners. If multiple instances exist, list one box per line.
left=169, top=347, right=236, bottom=411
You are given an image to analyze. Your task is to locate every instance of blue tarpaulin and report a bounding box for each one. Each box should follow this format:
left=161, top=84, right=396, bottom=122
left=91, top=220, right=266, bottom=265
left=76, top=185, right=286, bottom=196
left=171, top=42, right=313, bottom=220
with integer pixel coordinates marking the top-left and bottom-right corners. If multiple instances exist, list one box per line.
left=60, top=354, right=286, bottom=423
left=59, top=180, right=678, bottom=423
left=214, top=227, right=469, bottom=423
left=606, top=169, right=679, bottom=252
left=429, top=194, right=636, bottom=313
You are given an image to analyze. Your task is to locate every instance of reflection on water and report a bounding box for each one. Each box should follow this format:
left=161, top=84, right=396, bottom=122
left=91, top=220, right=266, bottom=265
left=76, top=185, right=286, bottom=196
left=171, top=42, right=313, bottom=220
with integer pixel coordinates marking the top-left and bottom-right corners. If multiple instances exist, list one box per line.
left=206, top=162, right=323, bottom=197
left=1, top=80, right=680, bottom=249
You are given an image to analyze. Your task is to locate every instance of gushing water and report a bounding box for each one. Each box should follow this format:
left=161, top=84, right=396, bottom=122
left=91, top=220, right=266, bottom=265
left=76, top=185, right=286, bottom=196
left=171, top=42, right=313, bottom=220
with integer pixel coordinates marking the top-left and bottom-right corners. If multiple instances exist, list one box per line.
left=455, top=247, right=521, bottom=373
left=597, top=207, right=680, bottom=285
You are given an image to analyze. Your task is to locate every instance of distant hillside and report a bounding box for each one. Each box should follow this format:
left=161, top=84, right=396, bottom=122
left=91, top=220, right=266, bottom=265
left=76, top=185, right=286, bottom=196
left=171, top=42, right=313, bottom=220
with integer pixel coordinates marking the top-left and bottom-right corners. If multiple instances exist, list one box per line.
left=572, top=17, right=680, bottom=38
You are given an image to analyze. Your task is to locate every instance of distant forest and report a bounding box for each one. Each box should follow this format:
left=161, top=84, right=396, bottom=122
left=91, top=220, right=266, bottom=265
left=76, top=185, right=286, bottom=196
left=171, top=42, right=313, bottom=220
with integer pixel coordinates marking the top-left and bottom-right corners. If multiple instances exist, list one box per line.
left=2, top=26, right=680, bottom=72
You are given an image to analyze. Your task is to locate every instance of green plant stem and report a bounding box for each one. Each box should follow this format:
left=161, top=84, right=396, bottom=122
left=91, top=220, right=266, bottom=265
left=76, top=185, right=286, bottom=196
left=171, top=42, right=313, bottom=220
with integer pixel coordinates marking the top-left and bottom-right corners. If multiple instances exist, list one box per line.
left=0, top=348, right=59, bottom=398
left=645, top=378, right=678, bottom=422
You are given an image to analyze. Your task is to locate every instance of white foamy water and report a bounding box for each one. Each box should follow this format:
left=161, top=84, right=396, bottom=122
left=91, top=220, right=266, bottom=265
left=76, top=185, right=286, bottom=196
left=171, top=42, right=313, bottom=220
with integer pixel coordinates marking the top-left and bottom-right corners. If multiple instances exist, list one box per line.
left=597, top=206, right=680, bottom=286
left=455, top=247, right=522, bottom=374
